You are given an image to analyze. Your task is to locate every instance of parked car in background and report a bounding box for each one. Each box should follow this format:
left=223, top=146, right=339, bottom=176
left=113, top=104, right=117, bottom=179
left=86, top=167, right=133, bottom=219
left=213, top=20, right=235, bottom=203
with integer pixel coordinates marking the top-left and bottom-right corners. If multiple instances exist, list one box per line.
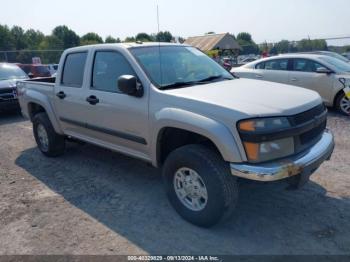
left=0, top=63, right=28, bottom=110
left=18, top=64, right=51, bottom=78
left=46, top=64, right=59, bottom=76
left=231, top=54, right=350, bottom=115
left=303, top=51, right=350, bottom=64
left=342, top=52, right=350, bottom=60
left=240, top=57, right=257, bottom=64
left=17, top=43, right=334, bottom=227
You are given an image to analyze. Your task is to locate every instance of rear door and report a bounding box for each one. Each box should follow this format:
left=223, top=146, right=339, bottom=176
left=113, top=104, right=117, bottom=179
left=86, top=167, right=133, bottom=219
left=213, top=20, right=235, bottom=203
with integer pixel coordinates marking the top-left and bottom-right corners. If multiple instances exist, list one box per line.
left=288, top=58, right=334, bottom=103
left=54, top=51, right=90, bottom=134
left=255, top=58, right=290, bottom=84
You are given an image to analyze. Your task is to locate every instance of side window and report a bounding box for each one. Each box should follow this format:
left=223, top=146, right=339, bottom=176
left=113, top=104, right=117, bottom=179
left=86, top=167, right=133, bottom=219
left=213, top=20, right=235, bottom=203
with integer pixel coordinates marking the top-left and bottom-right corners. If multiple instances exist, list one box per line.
left=255, top=62, right=265, bottom=69
left=92, top=51, right=136, bottom=93
left=293, top=59, right=327, bottom=73
left=264, top=59, right=288, bottom=71
left=62, top=52, right=87, bottom=87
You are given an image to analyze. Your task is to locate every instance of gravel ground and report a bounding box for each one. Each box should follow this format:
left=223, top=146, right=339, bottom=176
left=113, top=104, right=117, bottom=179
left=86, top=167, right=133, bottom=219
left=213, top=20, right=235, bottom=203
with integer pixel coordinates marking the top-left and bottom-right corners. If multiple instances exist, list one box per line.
left=0, top=109, right=349, bottom=255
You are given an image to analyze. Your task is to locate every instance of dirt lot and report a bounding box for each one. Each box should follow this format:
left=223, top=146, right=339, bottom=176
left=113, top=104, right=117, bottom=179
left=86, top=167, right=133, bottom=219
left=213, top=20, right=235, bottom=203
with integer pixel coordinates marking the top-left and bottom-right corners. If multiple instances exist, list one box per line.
left=0, top=109, right=349, bottom=255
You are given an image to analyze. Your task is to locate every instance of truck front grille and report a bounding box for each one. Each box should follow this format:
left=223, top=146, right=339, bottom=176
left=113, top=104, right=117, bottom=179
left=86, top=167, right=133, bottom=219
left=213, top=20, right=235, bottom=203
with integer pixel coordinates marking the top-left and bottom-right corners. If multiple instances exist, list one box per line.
left=288, top=103, right=327, bottom=154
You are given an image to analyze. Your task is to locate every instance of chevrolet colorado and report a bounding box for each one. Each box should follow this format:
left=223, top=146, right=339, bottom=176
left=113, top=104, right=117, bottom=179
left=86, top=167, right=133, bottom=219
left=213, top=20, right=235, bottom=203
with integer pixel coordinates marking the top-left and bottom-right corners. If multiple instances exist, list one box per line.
left=17, top=43, right=334, bottom=227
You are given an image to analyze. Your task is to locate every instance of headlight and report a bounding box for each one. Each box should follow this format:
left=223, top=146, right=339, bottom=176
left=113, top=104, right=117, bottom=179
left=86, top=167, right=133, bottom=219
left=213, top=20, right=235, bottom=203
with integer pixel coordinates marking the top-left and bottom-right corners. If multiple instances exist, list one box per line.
left=238, top=117, right=294, bottom=162
left=238, top=117, right=290, bottom=132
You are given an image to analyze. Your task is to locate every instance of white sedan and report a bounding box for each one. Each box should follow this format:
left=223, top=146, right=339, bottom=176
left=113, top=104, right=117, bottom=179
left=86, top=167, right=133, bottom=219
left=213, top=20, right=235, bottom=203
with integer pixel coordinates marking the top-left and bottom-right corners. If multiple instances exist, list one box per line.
left=231, top=54, right=350, bottom=115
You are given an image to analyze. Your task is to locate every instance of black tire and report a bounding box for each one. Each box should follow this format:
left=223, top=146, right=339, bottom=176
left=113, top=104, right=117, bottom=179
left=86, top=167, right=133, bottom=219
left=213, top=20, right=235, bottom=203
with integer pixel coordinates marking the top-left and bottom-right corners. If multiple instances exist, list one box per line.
left=162, top=144, right=239, bottom=227
left=33, top=112, right=65, bottom=157
left=335, top=91, right=350, bottom=116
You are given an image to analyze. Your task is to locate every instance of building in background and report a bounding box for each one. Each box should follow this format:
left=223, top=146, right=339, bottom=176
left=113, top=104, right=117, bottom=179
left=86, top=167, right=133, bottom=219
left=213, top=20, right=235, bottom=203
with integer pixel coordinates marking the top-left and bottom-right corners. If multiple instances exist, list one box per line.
left=185, top=33, right=241, bottom=69
left=185, top=33, right=241, bottom=54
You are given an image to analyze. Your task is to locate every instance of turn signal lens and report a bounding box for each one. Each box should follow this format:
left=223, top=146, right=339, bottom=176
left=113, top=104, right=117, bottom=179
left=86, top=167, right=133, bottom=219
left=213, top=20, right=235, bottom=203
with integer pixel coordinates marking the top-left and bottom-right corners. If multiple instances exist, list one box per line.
left=243, top=142, right=259, bottom=161
left=239, top=121, right=256, bottom=131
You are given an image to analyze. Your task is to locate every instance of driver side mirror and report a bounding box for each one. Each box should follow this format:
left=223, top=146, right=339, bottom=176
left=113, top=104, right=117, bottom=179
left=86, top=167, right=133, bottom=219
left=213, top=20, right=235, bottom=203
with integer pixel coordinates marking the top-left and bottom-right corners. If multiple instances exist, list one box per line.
left=117, top=75, right=143, bottom=97
left=28, top=72, right=34, bottom=79
left=316, top=67, right=333, bottom=74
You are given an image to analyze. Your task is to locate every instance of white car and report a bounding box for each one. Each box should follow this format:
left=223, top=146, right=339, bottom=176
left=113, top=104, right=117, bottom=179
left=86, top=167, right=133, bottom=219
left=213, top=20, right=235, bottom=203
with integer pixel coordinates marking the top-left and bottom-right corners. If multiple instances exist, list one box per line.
left=231, top=54, right=350, bottom=115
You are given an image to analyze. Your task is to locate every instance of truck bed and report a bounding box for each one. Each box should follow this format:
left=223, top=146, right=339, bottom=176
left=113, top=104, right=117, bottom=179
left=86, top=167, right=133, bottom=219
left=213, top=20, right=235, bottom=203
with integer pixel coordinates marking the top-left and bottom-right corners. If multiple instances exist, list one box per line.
left=27, top=77, right=56, bottom=84
left=17, top=77, right=57, bottom=119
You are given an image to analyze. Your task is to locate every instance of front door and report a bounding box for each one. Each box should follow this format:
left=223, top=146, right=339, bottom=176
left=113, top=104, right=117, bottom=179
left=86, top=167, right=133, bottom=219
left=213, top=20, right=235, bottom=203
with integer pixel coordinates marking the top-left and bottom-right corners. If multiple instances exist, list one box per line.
left=288, top=58, right=334, bottom=104
left=80, top=50, right=149, bottom=159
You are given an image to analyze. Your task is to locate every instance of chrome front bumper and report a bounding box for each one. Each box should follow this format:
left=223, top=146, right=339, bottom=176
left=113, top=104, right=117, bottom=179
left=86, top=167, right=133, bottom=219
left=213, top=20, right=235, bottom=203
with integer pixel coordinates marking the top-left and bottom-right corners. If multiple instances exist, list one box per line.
left=230, top=130, right=334, bottom=182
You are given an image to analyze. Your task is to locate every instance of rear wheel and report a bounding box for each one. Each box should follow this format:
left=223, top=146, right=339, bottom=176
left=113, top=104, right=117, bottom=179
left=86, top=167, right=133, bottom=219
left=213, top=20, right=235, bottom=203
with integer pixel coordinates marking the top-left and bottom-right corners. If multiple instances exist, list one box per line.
left=335, top=92, right=350, bottom=115
left=162, top=144, right=239, bottom=227
left=33, top=112, right=65, bottom=157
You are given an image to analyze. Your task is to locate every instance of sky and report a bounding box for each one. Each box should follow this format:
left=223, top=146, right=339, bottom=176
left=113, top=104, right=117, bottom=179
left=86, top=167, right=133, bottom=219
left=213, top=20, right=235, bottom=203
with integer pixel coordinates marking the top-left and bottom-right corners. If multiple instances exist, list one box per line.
left=1, top=0, right=350, bottom=45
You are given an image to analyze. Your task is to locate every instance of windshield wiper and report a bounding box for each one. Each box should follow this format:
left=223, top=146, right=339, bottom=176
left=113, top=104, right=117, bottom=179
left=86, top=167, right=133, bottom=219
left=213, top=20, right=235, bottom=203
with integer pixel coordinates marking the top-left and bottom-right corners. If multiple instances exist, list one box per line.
left=159, top=81, right=199, bottom=90
left=197, top=75, right=228, bottom=83
left=159, top=75, right=233, bottom=90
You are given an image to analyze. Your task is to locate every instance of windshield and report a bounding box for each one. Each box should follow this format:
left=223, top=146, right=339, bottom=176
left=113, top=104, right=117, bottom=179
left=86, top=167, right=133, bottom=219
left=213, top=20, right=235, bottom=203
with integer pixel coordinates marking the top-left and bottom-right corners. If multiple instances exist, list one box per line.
left=0, top=64, right=28, bottom=81
left=326, top=52, right=350, bottom=63
left=319, top=56, right=350, bottom=73
left=130, top=46, right=233, bottom=89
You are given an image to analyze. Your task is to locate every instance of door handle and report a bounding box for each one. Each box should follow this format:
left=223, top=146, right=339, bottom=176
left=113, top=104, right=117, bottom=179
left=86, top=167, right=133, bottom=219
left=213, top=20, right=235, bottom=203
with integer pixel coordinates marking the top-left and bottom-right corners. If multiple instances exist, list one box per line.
left=290, top=78, right=298, bottom=82
left=56, top=91, right=66, bottom=99
left=255, top=74, right=263, bottom=78
left=86, top=95, right=99, bottom=105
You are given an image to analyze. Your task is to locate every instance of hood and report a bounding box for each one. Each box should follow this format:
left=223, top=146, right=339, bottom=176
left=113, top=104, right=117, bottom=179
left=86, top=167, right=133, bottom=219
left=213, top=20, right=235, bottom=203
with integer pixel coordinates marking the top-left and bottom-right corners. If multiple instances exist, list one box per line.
left=165, top=78, right=322, bottom=117
left=0, top=79, right=18, bottom=89
left=336, top=72, right=350, bottom=78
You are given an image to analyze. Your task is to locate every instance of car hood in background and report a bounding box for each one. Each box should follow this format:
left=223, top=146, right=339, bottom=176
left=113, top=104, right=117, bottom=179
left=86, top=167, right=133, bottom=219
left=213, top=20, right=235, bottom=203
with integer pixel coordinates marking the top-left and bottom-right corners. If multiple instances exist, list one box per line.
left=0, top=79, right=20, bottom=89
left=166, top=78, right=322, bottom=117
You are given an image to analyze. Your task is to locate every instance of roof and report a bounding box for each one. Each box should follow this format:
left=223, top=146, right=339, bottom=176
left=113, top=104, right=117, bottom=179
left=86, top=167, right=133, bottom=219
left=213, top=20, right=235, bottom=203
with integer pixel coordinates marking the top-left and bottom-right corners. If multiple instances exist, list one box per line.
left=184, top=33, right=241, bottom=51
left=241, top=54, right=328, bottom=68
left=65, top=42, right=188, bottom=52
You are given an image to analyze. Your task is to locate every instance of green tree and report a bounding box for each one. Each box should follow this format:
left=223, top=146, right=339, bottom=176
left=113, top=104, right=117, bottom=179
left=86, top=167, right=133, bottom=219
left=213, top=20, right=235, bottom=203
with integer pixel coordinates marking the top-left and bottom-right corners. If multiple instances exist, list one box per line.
left=39, top=35, right=64, bottom=50
left=135, top=32, right=153, bottom=42
left=297, top=39, right=313, bottom=51
left=236, top=32, right=259, bottom=55
left=24, top=29, right=45, bottom=49
left=124, top=36, right=136, bottom=42
left=105, top=35, right=121, bottom=43
left=237, top=32, right=253, bottom=42
left=52, top=25, right=80, bottom=49
left=11, top=26, right=27, bottom=50
left=80, top=32, right=103, bottom=45
left=311, top=39, right=328, bottom=51
left=38, top=35, right=64, bottom=63
left=0, top=24, right=14, bottom=51
left=274, top=40, right=291, bottom=54
left=156, top=31, right=172, bottom=42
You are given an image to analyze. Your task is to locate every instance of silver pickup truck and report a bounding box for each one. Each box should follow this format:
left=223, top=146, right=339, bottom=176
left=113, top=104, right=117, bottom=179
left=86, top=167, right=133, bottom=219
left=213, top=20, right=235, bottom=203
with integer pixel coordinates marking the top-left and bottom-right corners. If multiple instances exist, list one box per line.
left=17, top=43, right=334, bottom=227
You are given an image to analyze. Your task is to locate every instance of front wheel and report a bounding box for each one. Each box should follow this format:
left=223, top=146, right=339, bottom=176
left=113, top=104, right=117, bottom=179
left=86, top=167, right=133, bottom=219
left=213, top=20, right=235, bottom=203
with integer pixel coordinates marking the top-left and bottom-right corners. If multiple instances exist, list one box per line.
left=162, top=144, right=239, bottom=227
left=335, top=92, right=350, bottom=115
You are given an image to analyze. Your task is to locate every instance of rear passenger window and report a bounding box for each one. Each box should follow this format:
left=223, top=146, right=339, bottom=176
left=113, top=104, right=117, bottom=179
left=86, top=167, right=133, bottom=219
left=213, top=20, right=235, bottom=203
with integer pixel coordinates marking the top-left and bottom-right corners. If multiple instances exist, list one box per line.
left=91, top=51, right=135, bottom=93
left=62, top=52, right=87, bottom=87
left=264, top=59, right=288, bottom=71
